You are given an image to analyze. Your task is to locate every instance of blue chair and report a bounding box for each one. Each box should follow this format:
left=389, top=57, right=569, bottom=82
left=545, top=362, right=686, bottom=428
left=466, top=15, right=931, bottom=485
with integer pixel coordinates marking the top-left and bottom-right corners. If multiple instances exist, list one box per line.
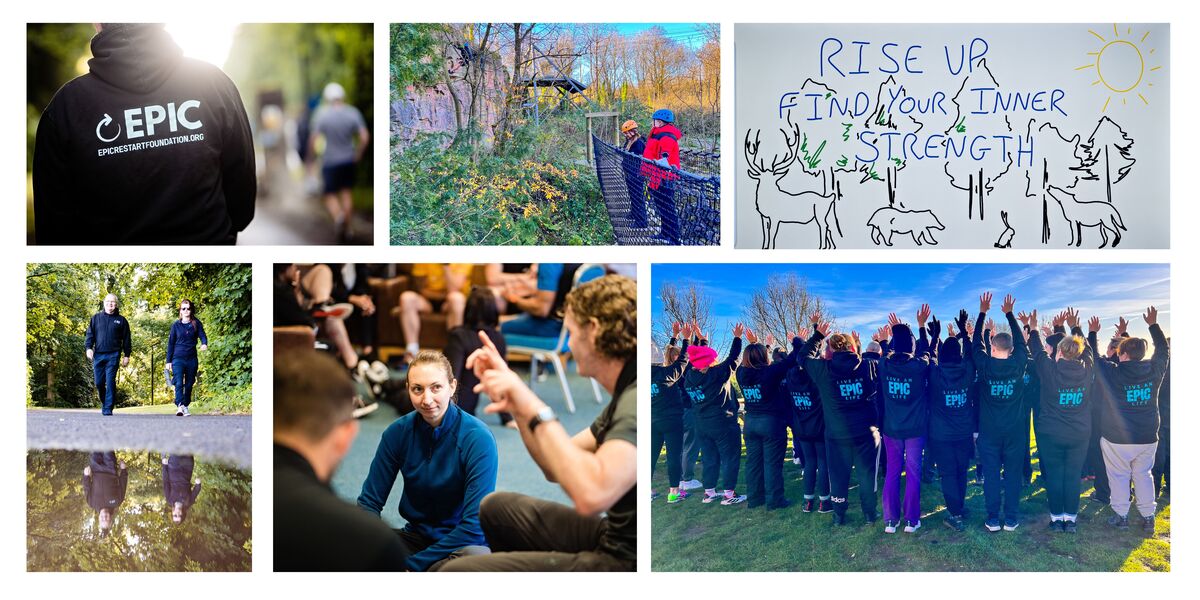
left=504, top=264, right=607, bottom=413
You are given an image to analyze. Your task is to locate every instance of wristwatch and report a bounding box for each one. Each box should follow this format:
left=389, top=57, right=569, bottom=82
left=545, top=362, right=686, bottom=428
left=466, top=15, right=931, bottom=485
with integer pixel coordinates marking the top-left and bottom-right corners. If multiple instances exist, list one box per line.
left=528, top=405, right=558, bottom=432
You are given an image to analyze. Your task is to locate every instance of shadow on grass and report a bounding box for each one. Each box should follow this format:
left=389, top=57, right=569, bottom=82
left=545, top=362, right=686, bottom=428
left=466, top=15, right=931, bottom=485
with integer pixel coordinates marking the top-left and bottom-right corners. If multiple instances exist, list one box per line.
left=652, top=447, right=1170, bottom=572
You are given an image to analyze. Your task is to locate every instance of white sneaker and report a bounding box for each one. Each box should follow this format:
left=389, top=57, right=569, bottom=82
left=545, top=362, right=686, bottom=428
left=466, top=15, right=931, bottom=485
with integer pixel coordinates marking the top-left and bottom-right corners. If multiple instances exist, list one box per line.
left=679, top=479, right=703, bottom=491
left=904, top=520, right=921, bottom=533
left=181, top=405, right=191, bottom=417
left=175, top=405, right=184, bottom=417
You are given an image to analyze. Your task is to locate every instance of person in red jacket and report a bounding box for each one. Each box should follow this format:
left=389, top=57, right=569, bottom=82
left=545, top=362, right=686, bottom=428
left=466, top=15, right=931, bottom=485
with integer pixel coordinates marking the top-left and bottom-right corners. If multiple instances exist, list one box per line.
left=639, top=109, right=683, bottom=244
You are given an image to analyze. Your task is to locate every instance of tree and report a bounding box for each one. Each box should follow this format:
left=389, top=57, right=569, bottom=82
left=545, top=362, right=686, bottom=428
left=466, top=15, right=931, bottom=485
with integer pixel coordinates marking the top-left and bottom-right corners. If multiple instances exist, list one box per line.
left=743, top=273, right=831, bottom=346
left=1079, top=116, right=1136, bottom=203
left=1024, top=119, right=1086, bottom=243
left=943, top=58, right=1014, bottom=221
left=657, top=279, right=726, bottom=351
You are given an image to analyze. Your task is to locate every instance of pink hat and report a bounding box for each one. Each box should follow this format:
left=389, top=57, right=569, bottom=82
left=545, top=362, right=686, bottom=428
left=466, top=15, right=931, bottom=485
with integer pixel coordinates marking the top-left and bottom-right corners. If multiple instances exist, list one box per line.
left=687, top=345, right=718, bottom=369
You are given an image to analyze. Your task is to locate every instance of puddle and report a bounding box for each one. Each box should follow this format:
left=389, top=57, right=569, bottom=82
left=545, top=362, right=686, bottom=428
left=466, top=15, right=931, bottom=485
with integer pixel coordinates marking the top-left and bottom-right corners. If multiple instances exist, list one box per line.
left=27, top=449, right=251, bottom=572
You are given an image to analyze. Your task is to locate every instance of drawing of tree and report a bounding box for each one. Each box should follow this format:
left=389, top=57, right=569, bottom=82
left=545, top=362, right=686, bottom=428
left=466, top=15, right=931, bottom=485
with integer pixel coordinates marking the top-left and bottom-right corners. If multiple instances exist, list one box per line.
left=1024, top=120, right=1086, bottom=244
left=1079, top=116, right=1136, bottom=203
left=860, top=75, right=921, bottom=206
left=942, top=58, right=1014, bottom=221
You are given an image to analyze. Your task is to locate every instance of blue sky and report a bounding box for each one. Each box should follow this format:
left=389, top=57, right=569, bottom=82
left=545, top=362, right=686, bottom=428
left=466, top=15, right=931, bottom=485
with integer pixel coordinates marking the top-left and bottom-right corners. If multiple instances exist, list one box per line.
left=652, top=263, right=1170, bottom=340
left=611, top=23, right=713, bottom=49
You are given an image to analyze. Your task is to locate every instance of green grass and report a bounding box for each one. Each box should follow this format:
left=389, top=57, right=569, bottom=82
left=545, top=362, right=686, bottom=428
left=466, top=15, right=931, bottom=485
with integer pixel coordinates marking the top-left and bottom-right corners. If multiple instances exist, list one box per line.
left=652, top=435, right=1170, bottom=572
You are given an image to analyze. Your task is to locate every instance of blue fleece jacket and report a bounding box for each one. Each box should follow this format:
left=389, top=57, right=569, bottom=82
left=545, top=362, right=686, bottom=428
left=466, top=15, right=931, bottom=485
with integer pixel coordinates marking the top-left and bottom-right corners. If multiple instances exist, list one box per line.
left=166, top=318, right=208, bottom=362
left=357, top=403, right=498, bottom=571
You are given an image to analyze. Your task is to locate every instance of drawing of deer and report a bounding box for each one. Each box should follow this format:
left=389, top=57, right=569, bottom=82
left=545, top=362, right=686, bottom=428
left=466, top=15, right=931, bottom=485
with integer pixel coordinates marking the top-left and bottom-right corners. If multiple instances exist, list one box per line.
left=744, top=126, right=839, bottom=249
left=1047, top=185, right=1126, bottom=248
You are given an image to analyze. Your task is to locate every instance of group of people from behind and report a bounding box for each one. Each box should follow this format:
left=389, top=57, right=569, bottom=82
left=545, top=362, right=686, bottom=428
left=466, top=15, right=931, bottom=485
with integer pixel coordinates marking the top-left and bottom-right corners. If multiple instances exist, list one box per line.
left=652, top=293, right=1169, bottom=536
left=274, top=274, right=638, bottom=571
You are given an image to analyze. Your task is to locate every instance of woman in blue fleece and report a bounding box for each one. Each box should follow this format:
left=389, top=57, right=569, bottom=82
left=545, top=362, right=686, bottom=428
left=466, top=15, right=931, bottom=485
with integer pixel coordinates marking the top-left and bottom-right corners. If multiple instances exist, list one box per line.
left=358, top=350, right=499, bottom=571
left=166, top=299, right=207, bottom=416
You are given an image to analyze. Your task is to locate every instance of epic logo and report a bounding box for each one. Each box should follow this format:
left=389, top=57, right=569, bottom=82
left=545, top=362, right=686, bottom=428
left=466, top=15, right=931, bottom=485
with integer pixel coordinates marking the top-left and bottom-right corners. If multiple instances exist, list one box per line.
left=944, top=392, right=967, bottom=408
left=888, top=380, right=911, bottom=396
left=743, top=386, right=762, bottom=402
left=793, top=393, right=812, bottom=409
left=990, top=381, right=1014, bottom=397
left=95, top=100, right=203, bottom=142
left=839, top=382, right=863, bottom=397
left=687, top=388, right=706, bottom=405
left=1125, top=386, right=1152, bottom=405
left=1058, top=391, right=1084, bottom=406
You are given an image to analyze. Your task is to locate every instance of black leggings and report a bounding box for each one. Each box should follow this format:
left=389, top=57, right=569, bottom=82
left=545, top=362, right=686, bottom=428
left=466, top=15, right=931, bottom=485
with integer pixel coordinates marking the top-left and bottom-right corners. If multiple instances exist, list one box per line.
left=798, top=438, right=829, bottom=498
left=930, top=437, right=973, bottom=517
left=825, top=434, right=878, bottom=518
left=698, top=417, right=742, bottom=491
left=743, top=412, right=787, bottom=507
left=978, top=433, right=1027, bottom=520
left=1038, top=433, right=1089, bottom=516
left=651, top=417, right=684, bottom=487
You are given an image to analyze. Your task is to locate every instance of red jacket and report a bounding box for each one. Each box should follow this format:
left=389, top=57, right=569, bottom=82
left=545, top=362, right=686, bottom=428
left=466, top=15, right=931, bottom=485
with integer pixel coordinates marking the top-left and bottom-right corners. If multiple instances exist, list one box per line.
left=641, top=124, right=683, bottom=189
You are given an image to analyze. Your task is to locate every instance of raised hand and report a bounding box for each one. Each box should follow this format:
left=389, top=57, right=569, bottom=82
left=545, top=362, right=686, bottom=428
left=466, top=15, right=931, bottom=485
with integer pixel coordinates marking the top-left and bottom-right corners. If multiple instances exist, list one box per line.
left=851, top=331, right=862, bottom=350
left=796, top=325, right=810, bottom=340
left=986, top=318, right=996, bottom=334
left=765, top=333, right=776, bottom=348
left=947, top=323, right=957, bottom=338
left=745, top=328, right=759, bottom=344
left=1041, top=324, right=1053, bottom=337
left=672, top=321, right=682, bottom=337
left=810, top=310, right=822, bottom=326
left=980, top=292, right=993, bottom=313
left=1116, top=316, right=1129, bottom=336
left=1051, top=310, right=1066, bottom=328
left=1065, top=307, right=1080, bottom=329
left=1088, top=316, right=1101, bottom=334
left=873, top=326, right=887, bottom=342
left=916, top=304, right=931, bottom=326
left=1143, top=306, right=1158, bottom=326
left=929, top=314, right=941, bottom=337
left=1001, top=294, right=1016, bottom=314
left=888, top=312, right=901, bottom=327
left=733, top=322, right=745, bottom=338
left=816, top=320, right=832, bottom=337
left=956, top=308, right=969, bottom=331
left=1027, top=309, right=1039, bottom=329
left=1017, top=311, right=1030, bottom=327
left=965, top=320, right=974, bottom=336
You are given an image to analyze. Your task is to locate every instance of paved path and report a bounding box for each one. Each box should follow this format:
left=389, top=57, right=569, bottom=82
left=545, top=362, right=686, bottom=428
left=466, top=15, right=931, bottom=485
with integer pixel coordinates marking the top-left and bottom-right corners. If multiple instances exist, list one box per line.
left=27, top=410, right=251, bottom=469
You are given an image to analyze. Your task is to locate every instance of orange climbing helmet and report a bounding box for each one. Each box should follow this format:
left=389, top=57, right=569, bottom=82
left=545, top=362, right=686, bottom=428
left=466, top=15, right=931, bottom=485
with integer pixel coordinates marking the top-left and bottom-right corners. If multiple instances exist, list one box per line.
left=620, top=119, right=639, bottom=133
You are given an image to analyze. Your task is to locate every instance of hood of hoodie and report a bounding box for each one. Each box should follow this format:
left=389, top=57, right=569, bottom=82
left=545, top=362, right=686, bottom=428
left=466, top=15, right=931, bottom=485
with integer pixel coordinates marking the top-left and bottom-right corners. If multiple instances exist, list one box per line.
left=88, top=24, right=183, bottom=95
left=830, top=351, right=863, bottom=377
left=650, top=123, right=683, bottom=140
left=1051, top=357, right=1092, bottom=387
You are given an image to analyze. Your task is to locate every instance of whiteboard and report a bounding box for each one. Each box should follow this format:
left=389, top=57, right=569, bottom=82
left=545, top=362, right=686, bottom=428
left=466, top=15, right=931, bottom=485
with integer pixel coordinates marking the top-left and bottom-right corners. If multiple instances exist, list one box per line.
left=735, top=23, right=1170, bottom=249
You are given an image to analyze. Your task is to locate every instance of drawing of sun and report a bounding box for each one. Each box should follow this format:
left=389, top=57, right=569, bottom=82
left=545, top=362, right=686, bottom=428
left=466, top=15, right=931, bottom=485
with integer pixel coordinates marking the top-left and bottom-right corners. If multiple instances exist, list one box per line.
left=1076, top=24, right=1163, bottom=113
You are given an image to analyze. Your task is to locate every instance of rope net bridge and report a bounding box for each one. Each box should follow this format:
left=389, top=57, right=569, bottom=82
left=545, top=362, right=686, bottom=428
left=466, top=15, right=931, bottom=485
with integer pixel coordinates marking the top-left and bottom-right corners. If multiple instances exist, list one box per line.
left=592, top=135, right=720, bottom=245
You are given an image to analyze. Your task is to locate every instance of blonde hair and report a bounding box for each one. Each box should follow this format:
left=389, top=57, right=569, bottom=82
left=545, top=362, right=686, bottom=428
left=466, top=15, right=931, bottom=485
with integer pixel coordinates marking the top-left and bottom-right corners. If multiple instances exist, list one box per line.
left=827, top=333, right=855, bottom=354
left=1057, top=335, right=1086, bottom=360
left=564, top=274, right=637, bottom=362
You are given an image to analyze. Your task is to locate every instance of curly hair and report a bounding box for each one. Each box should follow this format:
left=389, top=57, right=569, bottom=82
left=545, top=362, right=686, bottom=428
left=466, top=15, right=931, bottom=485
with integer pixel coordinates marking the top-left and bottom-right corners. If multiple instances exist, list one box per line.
left=564, top=274, right=636, bottom=362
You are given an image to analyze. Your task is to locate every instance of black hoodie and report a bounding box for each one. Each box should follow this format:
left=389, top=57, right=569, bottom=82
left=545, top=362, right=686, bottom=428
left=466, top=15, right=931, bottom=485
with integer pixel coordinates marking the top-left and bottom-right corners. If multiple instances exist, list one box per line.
left=928, top=329, right=977, bottom=441
left=1091, top=324, right=1169, bottom=444
left=34, top=24, right=255, bottom=244
left=680, top=337, right=742, bottom=426
left=1029, top=328, right=1096, bottom=443
left=973, top=310, right=1031, bottom=439
left=878, top=328, right=932, bottom=439
left=651, top=337, right=689, bottom=423
left=737, top=336, right=803, bottom=419
left=805, top=331, right=879, bottom=441
left=785, top=333, right=826, bottom=440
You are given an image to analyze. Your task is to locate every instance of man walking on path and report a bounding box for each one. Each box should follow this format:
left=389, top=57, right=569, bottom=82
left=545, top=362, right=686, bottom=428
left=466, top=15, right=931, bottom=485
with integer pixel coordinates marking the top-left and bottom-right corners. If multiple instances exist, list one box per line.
left=309, top=82, right=370, bottom=242
left=85, top=294, right=132, bottom=416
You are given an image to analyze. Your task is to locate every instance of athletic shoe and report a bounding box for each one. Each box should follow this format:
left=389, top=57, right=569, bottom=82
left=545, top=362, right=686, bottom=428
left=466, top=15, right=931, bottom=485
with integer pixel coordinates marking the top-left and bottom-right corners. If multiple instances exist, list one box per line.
left=904, top=520, right=921, bottom=533
left=1107, top=514, right=1129, bottom=529
left=831, top=513, right=847, bottom=526
left=818, top=499, right=834, bottom=514
left=181, top=405, right=190, bottom=417
left=650, top=491, right=660, bottom=501
left=667, top=491, right=688, bottom=504
left=680, top=479, right=703, bottom=491
left=312, top=302, right=354, bottom=320
left=702, top=490, right=722, bottom=504
left=884, top=520, right=899, bottom=534
left=864, top=511, right=878, bottom=525
left=1003, top=518, right=1019, bottom=531
left=802, top=498, right=816, bottom=513
left=365, top=361, right=390, bottom=384
left=1047, top=520, right=1064, bottom=532
left=176, top=405, right=184, bottom=417
left=944, top=515, right=966, bottom=532
left=984, top=518, right=1002, bottom=532
left=1063, top=520, right=1078, bottom=534
left=720, top=494, right=747, bottom=506
left=1142, top=515, right=1155, bottom=533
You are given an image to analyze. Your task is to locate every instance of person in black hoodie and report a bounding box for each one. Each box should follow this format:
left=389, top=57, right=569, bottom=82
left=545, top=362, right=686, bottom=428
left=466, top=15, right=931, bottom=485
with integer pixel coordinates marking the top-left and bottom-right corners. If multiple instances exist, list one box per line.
left=1026, top=308, right=1096, bottom=533
left=1090, top=307, right=1169, bottom=532
left=34, top=23, right=255, bottom=244
left=875, top=306, right=934, bottom=534
left=786, top=327, right=831, bottom=513
left=738, top=328, right=806, bottom=509
left=805, top=315, right=880, bottom=526
left=651, top=322, right=692, bottom=504
left=928, top=310, right=976, bottom=531
left=973, top=292, right=1030, bottom=532
left=680, top=322, right=746, bottom=505
left=1086, top=328, right=1127, bottom=503
left=84, top=294, right=133, bottom=416
left=162, top=454, right=202, bottom=524
left=83, top=450, right=127, bottom=537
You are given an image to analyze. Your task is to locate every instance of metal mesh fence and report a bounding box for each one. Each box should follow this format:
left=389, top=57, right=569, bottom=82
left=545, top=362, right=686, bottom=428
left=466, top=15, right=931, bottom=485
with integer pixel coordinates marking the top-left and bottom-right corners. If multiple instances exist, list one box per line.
left=592, top=135, right=720, bottom=246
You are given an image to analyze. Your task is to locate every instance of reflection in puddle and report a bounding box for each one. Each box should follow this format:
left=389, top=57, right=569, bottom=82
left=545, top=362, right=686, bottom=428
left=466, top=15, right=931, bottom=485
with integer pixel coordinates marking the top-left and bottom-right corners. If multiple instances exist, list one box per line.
left=27, top=449, right=251, bottom=572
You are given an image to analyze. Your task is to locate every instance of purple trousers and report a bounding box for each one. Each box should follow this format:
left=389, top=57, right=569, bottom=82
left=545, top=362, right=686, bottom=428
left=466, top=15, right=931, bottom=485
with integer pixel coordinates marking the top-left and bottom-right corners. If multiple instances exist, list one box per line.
left=883, top=434, right=925, bottom=523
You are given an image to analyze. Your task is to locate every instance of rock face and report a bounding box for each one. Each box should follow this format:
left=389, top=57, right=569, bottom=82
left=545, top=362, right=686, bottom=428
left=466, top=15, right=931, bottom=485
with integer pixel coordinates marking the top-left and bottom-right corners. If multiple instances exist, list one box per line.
left=390, top=43, right=509, bottom=152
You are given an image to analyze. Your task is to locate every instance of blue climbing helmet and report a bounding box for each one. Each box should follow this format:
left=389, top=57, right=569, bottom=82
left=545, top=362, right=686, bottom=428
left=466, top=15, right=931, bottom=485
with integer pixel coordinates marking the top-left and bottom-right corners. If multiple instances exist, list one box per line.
left=652, top=108, right=675, bottom=123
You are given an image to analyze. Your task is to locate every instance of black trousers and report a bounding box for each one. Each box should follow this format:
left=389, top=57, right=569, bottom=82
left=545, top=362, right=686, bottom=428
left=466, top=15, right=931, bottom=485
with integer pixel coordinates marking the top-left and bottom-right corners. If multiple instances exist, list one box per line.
left=698, top=417, right=742, bottom=491
left=651, top=417, right=684, bottom=487
left=1087, top=413, right=1110, bottom=500
left=826, top=434, right=878, bottom=518
left=743, top=412, right=787, bottom=507
left=393, top=528, right=490, bottom=571
left=1038, top=433, right=1090, bottom=516
left=681, top=408, right=701, bottom=480
left=1153, top=427, right=1170, bottom=495
left=930, top=437, right=974, bottom=517
left=798, top=438, right=829, bottom=498
left=434, top=492, right=633, bottom=571
left=978, top=433, right=1027, bottom=520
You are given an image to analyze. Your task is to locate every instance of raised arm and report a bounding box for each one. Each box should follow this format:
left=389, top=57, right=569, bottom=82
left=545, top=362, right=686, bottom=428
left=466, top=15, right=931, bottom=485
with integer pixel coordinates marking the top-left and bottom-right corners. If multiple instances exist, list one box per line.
left=1145, top=306, right=1169, bottom=372
left=1003, top=295, right=1028, bottom=362
left=718, top=323, right=745, bottom=372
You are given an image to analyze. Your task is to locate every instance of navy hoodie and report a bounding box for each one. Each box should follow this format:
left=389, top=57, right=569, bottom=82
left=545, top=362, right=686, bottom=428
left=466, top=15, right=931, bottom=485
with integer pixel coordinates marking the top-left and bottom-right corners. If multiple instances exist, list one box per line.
left=928, top=330, right=977, bottom=442
left=681, top=337, right=742, bottom=426
left=738, top=337, right=803, bottom=419
left=974, top=310, right=1030, bottom=439
left=1029, top=328, right=1095, bottom=443
left=785, top=334, right=826, bottom=440
left=878, top=329, right=932, bottom=439
left=1091, top=324, right=1169, bottom=444
left=166, top=318, right=208, bottom=362
left=34, top=24, right=255, bottom=244
left=651, top=337, right=689, bottom=423
left=805, top=332, right=879, bottom=441
left=85, top=310, right=133, bottom=356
